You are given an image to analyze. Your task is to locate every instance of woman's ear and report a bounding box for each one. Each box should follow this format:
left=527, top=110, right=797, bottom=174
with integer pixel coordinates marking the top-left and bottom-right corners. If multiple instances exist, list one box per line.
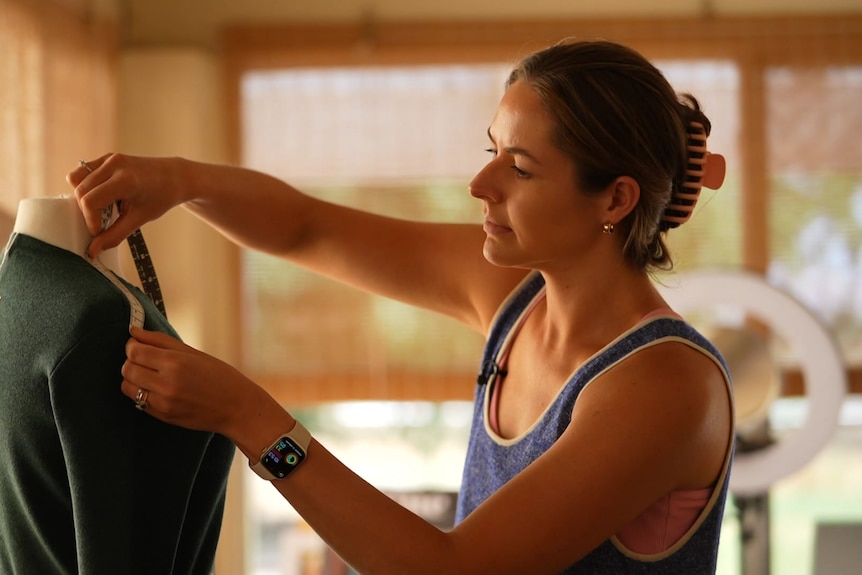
left=605, top=176, right=640, bottom=222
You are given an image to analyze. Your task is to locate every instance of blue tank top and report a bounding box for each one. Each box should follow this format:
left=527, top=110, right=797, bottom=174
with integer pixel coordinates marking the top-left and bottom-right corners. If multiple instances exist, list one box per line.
left=455, top=273, right=734, bottom=574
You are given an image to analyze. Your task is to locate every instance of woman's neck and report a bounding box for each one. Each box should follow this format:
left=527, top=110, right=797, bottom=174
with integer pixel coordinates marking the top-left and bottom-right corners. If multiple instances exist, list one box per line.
left=13, top=196, right=124, bottom=277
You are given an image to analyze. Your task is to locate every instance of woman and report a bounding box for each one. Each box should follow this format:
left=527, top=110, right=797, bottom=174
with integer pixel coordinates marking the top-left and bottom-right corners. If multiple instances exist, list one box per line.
left=70, top=39, right=733, bottom=574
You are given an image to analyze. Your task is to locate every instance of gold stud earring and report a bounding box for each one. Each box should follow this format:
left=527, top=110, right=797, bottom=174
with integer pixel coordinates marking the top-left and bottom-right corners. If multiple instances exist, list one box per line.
left=602, top=221, right=615, bottom=234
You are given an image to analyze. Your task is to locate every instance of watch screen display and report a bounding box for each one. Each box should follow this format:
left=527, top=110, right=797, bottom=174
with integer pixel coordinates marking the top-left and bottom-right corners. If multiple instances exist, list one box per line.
left=262, top=437, right=306, bottom=478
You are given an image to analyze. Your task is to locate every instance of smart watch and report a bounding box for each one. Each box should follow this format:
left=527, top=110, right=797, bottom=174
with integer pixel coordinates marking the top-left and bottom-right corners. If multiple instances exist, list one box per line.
left=249, top=421, right=312, bottom=480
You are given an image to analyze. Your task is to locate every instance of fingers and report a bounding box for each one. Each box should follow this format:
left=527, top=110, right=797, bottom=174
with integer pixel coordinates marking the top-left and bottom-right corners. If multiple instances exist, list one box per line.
left=85, top=218, right=129, bottom=260
left=120, top=330, right=226, bottom=431
left=128, top=326, right=184, bottom=350
left=68, top=153, right=117, bottom=236
left=124, top=328, right=187, bottom=383
left=67, top=153, right=142, bottom=258
left=120, top=330, right=186, bottom=417
left=68, top=154, right=183, bottom=259
left=65, top=153, right=111, bottom=187
left=120, top=332, right=166, bottom=416
left=120, top=370, right=160, bottom=409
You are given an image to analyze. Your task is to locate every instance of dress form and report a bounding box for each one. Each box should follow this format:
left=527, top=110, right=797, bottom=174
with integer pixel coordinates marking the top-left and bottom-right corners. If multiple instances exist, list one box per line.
left=0, top=196, right=234, bottom=575
left=12, top=196, right=123, bottom=277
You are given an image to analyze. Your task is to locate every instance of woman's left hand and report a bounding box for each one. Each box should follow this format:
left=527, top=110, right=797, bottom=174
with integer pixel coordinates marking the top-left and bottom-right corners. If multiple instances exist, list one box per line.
left=120, top=326, right=262, bottom=437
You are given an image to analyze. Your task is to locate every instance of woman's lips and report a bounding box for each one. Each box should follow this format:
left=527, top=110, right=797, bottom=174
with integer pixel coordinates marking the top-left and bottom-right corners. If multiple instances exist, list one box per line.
left=483, top=218, right=511, bottom=235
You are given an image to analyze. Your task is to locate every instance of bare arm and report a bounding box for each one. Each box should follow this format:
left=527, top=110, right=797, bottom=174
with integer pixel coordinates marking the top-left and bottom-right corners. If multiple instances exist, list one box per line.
left=124, top=329, right=732, bottom=574
left=70, top=154, right=527, bottom=331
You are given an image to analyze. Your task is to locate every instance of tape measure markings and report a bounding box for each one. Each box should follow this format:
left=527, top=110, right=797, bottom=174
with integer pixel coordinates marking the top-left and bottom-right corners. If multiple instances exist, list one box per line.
left=125, top=228, right=166, bottom=317
left=90, top=257, right=146, bottom=330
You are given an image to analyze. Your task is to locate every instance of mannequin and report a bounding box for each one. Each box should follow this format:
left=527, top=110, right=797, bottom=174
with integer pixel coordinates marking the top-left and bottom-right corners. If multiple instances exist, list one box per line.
left=0, top=196, right=235, bottom=575
left=11, top=195, right=124, bottom=275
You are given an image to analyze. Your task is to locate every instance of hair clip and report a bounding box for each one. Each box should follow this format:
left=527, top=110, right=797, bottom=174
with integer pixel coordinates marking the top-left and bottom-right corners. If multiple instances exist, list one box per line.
left=661, top=121, right=726, bottom=227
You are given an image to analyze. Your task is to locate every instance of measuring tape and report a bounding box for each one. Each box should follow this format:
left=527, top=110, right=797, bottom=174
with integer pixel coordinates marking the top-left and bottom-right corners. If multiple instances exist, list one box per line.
left=125, top=227, right=166, bottom=317
left=90, top=256, right=147, bottom=329
left=81, top=160, right=167, bottom=322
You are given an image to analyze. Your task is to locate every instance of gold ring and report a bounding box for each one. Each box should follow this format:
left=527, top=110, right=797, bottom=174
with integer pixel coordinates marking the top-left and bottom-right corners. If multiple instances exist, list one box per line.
left=134, top=388, right=150, bottom=411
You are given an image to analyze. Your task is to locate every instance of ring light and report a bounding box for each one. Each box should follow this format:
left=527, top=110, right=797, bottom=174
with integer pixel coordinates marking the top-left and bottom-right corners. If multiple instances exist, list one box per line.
left=657, top=269, right=847, bottom=496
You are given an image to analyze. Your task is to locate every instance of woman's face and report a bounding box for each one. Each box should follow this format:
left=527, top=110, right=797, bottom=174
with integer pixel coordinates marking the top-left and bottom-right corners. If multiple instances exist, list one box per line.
left=469, top=80, right=610, bottom=273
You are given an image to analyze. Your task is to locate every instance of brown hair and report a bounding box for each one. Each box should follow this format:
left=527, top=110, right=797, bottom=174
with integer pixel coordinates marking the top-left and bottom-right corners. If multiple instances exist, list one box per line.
left=506, top=39, right=712, bottom=271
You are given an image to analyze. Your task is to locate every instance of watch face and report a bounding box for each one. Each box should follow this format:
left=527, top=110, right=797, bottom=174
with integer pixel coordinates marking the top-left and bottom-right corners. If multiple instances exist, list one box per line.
left=261, top=437, right=306, bottom=478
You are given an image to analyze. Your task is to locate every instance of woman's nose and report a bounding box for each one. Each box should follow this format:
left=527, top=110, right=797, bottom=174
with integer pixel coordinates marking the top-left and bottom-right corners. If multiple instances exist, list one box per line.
left=469, top=162, right=499, bottom=201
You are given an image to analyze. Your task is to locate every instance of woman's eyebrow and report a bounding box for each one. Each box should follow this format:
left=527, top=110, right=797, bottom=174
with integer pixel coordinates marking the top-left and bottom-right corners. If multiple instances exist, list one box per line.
left=486, top=128, right=542, bottom=164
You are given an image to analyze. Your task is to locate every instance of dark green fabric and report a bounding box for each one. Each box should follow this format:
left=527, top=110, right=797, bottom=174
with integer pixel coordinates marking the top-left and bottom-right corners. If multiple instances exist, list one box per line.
left=0, top=234, right=236, bottom=575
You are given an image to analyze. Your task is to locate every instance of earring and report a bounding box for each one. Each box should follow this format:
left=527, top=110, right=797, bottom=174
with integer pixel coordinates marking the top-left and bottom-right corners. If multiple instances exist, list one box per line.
left=602, top=221, right=615, bottom=234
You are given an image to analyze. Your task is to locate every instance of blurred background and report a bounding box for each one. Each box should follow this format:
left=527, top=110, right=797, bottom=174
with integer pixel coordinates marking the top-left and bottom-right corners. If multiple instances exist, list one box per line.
left=1, top=0, right=861, bottom=573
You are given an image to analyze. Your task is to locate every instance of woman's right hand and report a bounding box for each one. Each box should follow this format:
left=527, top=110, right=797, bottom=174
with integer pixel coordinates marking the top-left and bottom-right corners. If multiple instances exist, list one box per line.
left=67, top=153, right=188, bottom=258
left=121, top=326, right=280, bottom=444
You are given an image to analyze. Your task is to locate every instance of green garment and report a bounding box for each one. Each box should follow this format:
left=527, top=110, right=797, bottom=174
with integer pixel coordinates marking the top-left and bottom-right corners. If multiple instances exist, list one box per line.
left=0, top=234, right=235, bottom=575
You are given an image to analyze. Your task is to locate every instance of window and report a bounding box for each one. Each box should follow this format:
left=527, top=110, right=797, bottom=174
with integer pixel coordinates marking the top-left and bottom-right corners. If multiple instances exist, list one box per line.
left=765, top=66, right=862, bottom=364
left=657, top=60, right=742, bottom=271
left=0, top=0, right=116, bottom=217
left=239, top=64, right=508, bottom=399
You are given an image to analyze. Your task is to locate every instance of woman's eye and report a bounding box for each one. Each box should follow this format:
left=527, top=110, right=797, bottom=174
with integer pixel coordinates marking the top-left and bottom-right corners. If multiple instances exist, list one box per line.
left=484, top=148, right=529, bottom=178
left=511, top=165, right=530, bottom=178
